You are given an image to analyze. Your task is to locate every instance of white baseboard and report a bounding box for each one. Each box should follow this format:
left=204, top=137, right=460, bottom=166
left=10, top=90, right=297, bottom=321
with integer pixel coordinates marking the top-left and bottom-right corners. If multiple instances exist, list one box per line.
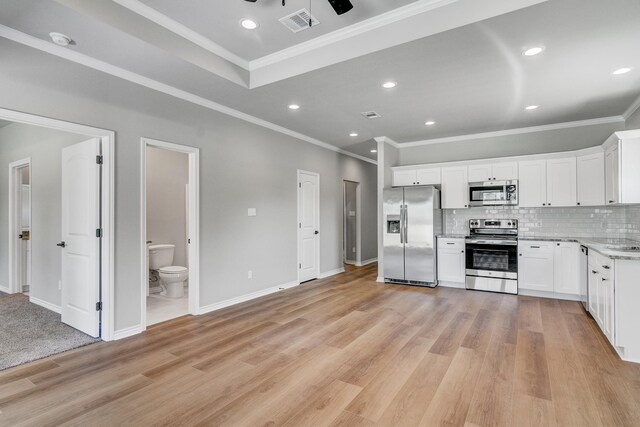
left=356, top=258, right=378, bottom=267
left=198, top=279, right=300, bottom=316
left=113, top=324, right=145, bottom=340
left=438, top=281, right=465, bottom=289
left=518, top=289, right=581, bottom=301
left=344, top=260, right=356, bottom=265
left=319, top=267, right=345, bottom=279
left=376, top=276, right=385, bottom=283
left=29, top=296, right=61, bottom=314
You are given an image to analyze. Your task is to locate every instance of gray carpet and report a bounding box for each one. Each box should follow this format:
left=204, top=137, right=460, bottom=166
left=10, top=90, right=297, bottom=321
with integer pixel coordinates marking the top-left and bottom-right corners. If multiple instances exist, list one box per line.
left=0, top=294, right=99, bottom=371
left=0, top=290, right=7, bottom=297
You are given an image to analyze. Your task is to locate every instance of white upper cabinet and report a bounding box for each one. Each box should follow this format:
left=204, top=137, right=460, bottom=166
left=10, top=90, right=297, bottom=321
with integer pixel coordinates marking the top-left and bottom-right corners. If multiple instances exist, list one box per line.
left=441, top=166, right=468, bottom=209
left=468, top=162, right=518, bottom=182
left=605, top=145, right=619, bottom=205
left=577, top=152, right=605, bottom=206
left=393, top=168, right=440, bottom=187
left=492, top=162, right=518, bottom=181
left=467, top=164, right=492, bottom=182
left=393, top=170, right=417, bottom=187
left=518, top=160, right=547, bottom=207
left=416, top=168, right=441, bottom=185
left=546, top=157, right=577, bottom=207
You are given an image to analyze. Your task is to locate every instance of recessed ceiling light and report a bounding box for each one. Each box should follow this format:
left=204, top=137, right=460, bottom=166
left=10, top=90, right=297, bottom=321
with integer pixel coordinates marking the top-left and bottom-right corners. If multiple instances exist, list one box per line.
left=349, top=132, right=358, bottom=137
left=613, top=67, right=632, bottom=75
left=425, top=121, right=436, bottom=126
left=525, top=105, right=539, bottom=110
left=371, top=149, right=378, bottom=153
left=240, top=19, right=258, bottom=30
left=522, top=46, right=545, bottom=56
left=382, top=81, right=397, bottom=89
left=49, top=32, right=72, bottom=46
left=288, top=104, right=300, bottom=110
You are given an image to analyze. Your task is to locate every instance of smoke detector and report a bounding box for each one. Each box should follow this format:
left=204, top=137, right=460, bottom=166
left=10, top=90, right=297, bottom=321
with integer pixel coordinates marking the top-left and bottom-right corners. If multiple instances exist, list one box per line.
left=279, top=9, right=320, bottom=33
left=361, top=111, right=382, bottom=119
left=49, top=32, right=73, bottom=46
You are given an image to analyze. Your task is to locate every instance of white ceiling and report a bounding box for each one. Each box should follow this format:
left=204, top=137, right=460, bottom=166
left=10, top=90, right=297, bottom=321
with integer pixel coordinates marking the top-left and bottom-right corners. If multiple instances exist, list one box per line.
left=0, top=0, right=639, bottom=162
left=138, top=0, right=420, bottom=61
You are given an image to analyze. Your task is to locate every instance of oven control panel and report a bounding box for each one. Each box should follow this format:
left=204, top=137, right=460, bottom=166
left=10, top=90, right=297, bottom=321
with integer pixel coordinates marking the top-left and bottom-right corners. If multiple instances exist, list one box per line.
left=469, top=219, right=518, bottom=229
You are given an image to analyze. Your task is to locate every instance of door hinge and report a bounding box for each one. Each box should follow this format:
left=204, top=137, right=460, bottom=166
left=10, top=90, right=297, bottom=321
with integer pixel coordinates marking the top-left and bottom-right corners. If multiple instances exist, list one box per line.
left=96, top=228, right=103, bottom=238
left=299, top=263, right=301, bottom=269
left=299, top=182, right=301, bottom=188
left=96, top=155, right=103, bottom=165
left=299, top=223, right=301, bottom=228
left=96, top=302, right=102, bottom=311
left=188, top=238, right=191, bottom=244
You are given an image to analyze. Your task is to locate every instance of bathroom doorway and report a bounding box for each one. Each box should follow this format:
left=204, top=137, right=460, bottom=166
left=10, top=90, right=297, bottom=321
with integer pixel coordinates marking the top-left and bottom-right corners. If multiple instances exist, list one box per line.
left=343, top=180, right=361, bottom=266
left=141, top=138, right=199, bottom=327
left=9, top=160, right=31, bottom=296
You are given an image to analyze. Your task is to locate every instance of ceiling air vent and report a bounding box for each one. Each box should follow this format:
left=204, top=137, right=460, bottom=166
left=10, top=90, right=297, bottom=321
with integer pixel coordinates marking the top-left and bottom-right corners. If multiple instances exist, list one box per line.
left=361, top=111, right=382, bottom=119
left=279, top=9, right=320, bottom=33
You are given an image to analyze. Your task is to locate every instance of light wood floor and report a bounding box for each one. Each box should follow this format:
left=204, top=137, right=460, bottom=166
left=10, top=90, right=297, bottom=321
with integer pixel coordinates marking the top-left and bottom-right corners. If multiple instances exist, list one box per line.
left=2, top=264, right=640, bottom=426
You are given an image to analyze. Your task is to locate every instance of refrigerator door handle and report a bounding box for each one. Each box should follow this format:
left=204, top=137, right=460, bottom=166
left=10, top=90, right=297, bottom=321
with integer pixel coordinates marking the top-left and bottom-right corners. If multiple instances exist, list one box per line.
left=399, top=205, right=404, bottom=244
left=403, top=204, right=408, bottom=244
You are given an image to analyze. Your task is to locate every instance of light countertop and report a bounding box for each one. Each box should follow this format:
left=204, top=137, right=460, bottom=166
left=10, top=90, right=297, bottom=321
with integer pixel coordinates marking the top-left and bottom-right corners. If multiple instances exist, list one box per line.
left=519, top=236, right=640, bottom=260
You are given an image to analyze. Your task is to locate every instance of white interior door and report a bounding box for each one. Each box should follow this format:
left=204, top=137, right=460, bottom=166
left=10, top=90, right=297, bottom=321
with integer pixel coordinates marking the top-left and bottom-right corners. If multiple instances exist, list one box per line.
left=20, top=183, right=31, bottom=291
left=61, top=138, right=101, bottom=337
left=298, top=171, right=319, bottom=283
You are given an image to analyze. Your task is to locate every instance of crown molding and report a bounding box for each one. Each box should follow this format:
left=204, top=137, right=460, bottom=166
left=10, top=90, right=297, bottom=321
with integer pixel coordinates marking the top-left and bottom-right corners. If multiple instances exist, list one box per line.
left=374, top=136, right=401, bottom=148
left=111, top=0, right=250, bottom=70
left=397, top=116, right=626, bottom=148
left=0, top=25, right=375, bottom=165
left=623, top=94, right=640, bottom=121
left=249, top=0, right=457, bottom=71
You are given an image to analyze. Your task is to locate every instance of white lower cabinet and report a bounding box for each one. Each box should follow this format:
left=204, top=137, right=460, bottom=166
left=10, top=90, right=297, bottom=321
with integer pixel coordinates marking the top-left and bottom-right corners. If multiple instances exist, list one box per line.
left=552, top=242, right=580, bottom=295
left=518, top=240, right=581, bottom=295
left=437, top=238, right=465, bottom=284
left=518, top=241, right=555, bottom=292
left=588, top=252, right=615, bottom=343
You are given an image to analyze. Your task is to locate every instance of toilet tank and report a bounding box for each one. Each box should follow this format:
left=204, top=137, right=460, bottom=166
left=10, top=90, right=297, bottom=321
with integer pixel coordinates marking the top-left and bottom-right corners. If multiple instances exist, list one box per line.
left=148, top=244, right=175, bottom=270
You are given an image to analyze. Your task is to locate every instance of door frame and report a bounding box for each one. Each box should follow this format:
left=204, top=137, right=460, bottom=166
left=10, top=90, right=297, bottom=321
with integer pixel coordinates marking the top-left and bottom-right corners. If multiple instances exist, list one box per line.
left=342, top=180, right=362, bottom=265
left=0, top=107, right=115, bottom=341
left=8, top=158, right=31, bottom=294
left=297, top=170, right=320, bottom=283
left=140, top=137, right=200, bottom=328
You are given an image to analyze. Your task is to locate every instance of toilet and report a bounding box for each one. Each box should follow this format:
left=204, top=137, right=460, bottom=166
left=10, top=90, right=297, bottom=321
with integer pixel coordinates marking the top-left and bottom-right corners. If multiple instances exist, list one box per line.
left=148, top=244, right=188, bottom=298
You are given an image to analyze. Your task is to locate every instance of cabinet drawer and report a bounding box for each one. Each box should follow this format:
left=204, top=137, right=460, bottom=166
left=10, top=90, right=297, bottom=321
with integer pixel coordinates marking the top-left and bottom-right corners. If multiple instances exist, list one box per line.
left=437, top=238, right=465, bottom=249
left=592, top=251, right=613, bottom=277
left=518, top=241, right=554, bottom=254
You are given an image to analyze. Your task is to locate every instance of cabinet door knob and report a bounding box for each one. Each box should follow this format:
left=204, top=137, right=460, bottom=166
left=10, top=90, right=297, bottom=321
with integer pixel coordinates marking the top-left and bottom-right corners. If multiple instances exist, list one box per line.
left=461, top=250, right=465, bottom=253
left=577, top=202, right=581, bottom=205
left=542, top=203, right=546, bottom=206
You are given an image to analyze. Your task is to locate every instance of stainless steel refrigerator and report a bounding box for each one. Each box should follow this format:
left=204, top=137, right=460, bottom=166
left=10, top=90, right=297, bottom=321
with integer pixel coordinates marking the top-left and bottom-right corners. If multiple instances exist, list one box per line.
left=383, top=186, right=442, bottom=287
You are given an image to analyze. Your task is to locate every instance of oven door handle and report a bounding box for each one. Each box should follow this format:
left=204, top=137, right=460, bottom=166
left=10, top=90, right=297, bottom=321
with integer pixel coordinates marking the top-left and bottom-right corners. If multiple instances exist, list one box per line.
left=466, top=239, right=518, bottom=246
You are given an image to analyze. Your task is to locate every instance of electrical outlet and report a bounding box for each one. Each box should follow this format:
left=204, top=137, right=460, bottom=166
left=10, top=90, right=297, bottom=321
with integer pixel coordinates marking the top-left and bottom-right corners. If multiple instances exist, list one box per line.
left=58, top=280, right=61, bottom=290
left=248, top=270, right=253, bottom=279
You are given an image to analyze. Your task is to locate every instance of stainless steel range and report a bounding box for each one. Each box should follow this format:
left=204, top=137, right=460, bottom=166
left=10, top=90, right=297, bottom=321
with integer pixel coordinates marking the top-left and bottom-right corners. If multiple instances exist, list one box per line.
left=465, top=219, right=518, bottom=294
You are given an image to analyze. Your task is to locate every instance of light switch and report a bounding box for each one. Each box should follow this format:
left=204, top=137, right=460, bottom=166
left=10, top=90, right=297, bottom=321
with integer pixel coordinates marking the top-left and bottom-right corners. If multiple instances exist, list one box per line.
left=248, top=208, right=257, bottom=217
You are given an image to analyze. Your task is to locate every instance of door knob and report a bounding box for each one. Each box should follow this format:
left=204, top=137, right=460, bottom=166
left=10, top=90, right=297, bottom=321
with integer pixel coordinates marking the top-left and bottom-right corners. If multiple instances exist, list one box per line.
left=56, top=241, right=66, bottom=248
left=18, top=234, right=23, bottom=239
left=314, top=230, right=319, bottom=235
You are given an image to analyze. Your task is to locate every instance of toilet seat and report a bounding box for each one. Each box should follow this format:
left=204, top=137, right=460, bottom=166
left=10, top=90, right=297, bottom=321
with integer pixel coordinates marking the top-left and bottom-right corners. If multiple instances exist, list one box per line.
left=159, top=266, right=188, bottom=274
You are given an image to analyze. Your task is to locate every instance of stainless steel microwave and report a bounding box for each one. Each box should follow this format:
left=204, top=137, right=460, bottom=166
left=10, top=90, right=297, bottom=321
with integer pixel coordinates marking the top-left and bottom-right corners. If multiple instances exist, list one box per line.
left=468, top=180, right=518, bottom=207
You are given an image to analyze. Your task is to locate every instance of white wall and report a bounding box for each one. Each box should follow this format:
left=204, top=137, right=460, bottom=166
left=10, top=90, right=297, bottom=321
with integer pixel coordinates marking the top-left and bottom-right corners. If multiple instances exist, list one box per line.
left=627, top=105, right=640, bottom=129
left=0, top=40, right=377, bottom=332
left=146, top=146, right=189, bottom=268
left=0, top=123, right=87, bottom=305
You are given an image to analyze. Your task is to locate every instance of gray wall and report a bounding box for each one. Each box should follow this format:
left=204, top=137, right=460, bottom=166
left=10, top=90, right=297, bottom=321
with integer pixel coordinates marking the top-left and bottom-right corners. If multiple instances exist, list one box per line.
left=146, top=146, right=189, bottom=268
left=0, top=41, right=377, bottom=332
left=627, top=106, right=640, bottom=129
left=0, top=123, right=87, bottom=304
left=344, top=181, right=357, bottom=262
left=398, top=121, right=625, bottom=165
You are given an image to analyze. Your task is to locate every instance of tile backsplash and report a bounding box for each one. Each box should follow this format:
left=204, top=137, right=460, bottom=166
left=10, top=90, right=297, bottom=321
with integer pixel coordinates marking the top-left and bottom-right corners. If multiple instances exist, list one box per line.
left=444, top=205, right=640, bottom=239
